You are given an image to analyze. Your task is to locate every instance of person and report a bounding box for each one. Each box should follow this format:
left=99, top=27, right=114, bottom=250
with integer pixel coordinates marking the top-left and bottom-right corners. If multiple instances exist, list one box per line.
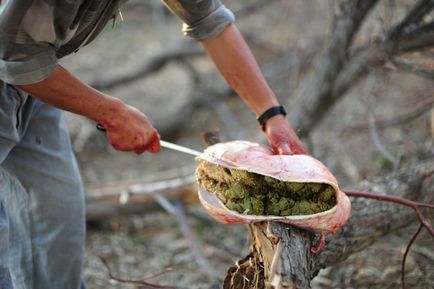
left=0, top=1, right=306, bottom=288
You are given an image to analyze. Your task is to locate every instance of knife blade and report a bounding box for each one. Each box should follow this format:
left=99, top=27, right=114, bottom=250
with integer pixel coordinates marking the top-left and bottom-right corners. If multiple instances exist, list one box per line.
left=160, top=140, right=202, bottom=157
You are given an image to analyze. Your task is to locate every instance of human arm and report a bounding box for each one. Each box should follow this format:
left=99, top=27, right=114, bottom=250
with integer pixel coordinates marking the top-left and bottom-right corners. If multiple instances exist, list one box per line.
left=0, top=1, right=160, bottom=154
left=200, top=24, right=306, bottom=155
left=162, top=0, right=306, bottom=154
left=17, top=66, right=160, bottom=154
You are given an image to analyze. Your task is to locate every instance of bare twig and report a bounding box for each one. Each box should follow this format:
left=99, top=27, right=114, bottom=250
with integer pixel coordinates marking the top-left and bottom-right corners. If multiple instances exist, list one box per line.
left=401, top=224, right=423, bottom=289
left=99, top=256, right=177, bottom=289
left=344, top=189, right=434, bottom=289
left=344, top=190, right=434, bottom=237
left=152, top=194, right=216, bottom=278
left=175, top=201, right=215, bottom=275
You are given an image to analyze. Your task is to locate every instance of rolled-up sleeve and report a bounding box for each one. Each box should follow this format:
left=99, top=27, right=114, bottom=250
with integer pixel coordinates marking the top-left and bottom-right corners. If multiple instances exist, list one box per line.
left=161, top=0, right=235, bottom=41
left=0, top=42, right=58, bottom=85
left=0, top=0, right=59, bottom=85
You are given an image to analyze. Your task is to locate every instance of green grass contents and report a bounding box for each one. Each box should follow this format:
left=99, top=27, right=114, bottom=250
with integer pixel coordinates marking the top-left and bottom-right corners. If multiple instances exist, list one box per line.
left=197, top=160, right=337, bottom=216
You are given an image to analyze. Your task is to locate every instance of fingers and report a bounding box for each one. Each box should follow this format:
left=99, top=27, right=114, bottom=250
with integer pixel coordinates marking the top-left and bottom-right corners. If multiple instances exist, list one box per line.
left=276, top=143, right=292, bottom=155
left=264, top=115, right=307, bottom=155
left=290, top=142, right=308, bottom=155
left=107, top=126, right=161, bottom=154
left=273, top=138, right=307, bottom=155
left=134, top=145, right=148, bottom=154
left=133, top=131, right=161, bottom=155
left=144, top=132, right=161, bottom=154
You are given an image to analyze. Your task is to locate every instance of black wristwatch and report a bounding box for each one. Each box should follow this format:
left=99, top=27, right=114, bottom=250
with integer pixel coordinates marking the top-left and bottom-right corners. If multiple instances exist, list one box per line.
left=256, top=105, right=287, bottom=130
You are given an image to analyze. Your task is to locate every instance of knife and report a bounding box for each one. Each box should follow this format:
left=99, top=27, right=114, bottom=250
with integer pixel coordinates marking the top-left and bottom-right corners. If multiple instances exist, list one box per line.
left=96, top=123, right=202, bottom=157
left=160, top=140, right=202, bottom=157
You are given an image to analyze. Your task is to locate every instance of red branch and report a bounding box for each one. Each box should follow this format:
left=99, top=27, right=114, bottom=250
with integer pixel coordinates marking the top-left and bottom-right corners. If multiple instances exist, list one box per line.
left=343, top=190, right=434, bottom=289
left=344, top=190, right=434, bottom=236
left=401, top=224, right=423, bottom=289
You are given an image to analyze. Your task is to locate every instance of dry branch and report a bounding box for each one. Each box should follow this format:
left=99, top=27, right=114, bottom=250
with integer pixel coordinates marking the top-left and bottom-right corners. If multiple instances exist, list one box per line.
left=152, top=195, right=216, bottom=278
left=289, top=0, right=434, bottom=137
left=343, top=186, right=434, bottom=287
left=289, top=0, right=380, bottom=137
left=85, top=171, right=196, bottom=221
left=100, top=256, right=177, bottom=289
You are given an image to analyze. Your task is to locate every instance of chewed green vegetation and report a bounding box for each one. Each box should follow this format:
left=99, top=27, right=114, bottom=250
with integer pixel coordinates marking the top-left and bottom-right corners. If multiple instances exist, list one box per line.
left=196, top=160, right=337, bottom=216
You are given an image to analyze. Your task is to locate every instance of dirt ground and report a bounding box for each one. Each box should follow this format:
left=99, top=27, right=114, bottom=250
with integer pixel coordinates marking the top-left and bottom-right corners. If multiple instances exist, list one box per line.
left=60, top=1, right=434, bottom=288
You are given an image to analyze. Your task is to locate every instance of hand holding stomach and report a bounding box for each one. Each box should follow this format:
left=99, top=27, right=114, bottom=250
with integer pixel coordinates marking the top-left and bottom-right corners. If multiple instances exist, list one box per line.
left=263, top=115, right=307, bottom=155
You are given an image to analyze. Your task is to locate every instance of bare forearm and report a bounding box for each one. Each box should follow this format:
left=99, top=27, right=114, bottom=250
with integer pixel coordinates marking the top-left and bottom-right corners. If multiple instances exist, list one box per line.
left=201, top=23, right=279, bottom=116
left=16, top=66, right=121, bottom=125
left=201, top=23, right=306, bottom=155
left=16, top=65, right=160, bottom=154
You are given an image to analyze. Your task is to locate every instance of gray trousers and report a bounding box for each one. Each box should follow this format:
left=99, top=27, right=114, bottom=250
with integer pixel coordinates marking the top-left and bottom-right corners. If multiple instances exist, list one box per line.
left=0, top=81, right=86, bottom=289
